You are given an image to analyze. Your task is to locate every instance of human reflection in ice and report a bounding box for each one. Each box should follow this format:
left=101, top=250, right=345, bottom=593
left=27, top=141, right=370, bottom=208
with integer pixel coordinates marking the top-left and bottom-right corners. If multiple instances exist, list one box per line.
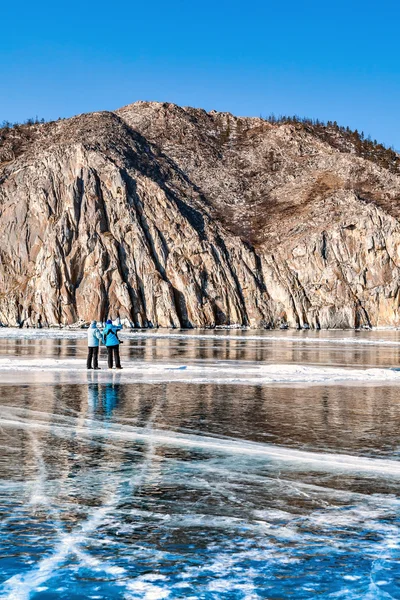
left=86, top=371, right=122, bottom=419
left=103, top=380, right=119, bottom=418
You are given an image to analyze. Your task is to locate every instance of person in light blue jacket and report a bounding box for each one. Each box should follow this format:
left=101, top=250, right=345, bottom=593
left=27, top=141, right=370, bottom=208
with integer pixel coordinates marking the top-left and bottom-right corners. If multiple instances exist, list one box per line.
left=102, top=318, right=123, bottom=369
left=87, top=321, right=103, bottom=370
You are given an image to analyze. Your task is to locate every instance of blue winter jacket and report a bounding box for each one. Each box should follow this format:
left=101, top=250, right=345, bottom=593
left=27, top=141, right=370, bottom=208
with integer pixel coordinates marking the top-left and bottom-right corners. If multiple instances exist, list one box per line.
left=87, top=323, right=103, bottom=347
left=102, top=324, right=122, bottom=347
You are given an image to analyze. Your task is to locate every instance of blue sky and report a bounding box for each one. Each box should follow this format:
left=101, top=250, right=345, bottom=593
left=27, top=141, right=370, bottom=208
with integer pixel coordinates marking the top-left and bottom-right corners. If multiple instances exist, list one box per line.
left=1, top=0, right=399, bottom=148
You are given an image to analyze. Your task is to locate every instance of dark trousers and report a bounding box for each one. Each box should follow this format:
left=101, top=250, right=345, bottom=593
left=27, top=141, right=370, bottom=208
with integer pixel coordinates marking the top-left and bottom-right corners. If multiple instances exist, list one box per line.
left=87, top=346, right=99, bottom=369
left=107, top=345, right=121, bottom=369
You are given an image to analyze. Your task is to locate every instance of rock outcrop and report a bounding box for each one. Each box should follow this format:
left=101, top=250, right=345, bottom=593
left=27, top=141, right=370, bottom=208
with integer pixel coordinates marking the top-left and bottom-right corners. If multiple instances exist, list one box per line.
left=1, top=101, right=400, bottom=328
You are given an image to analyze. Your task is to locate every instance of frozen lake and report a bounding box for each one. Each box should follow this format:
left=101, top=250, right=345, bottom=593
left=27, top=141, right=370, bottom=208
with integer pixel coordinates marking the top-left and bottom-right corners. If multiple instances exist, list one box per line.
left=0, top=329, right=400, bottom=598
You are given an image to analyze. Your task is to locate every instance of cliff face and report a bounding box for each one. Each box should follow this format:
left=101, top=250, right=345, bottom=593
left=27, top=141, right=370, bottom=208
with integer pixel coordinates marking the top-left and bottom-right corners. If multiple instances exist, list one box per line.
left=1, top=101, right=400, bottom=328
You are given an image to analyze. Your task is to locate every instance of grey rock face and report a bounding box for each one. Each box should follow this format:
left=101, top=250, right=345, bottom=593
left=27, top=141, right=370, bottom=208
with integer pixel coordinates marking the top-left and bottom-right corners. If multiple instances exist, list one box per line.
left=1, top=102, right=400, bottom=328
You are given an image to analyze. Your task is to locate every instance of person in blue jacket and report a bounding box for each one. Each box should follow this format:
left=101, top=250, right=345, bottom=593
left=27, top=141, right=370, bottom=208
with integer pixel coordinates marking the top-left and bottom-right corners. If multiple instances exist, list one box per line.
left=103, top=318, right=123, bottom=369
left=87, top=321, right=103, bottom=370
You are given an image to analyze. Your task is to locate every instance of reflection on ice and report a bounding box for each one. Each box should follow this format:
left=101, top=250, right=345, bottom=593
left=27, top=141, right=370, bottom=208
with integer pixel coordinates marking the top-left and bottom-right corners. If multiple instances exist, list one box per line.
left=3, top=326, right=400, bottom=348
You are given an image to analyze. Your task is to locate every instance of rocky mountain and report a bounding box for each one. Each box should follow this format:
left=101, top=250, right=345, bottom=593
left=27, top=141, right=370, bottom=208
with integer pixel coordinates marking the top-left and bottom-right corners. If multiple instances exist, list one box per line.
left=1, top=101, right=400, bottom=329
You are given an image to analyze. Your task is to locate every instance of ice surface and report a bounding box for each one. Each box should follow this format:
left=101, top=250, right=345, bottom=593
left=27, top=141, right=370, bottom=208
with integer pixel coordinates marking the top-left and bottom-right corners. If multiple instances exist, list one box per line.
left=2, top=327, right=400, bottom=348
left=1, top=357, right=400, bottom=386
left=0, top=332, right=400, bottom=598
left=1, top=409, right=400, bottom=476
